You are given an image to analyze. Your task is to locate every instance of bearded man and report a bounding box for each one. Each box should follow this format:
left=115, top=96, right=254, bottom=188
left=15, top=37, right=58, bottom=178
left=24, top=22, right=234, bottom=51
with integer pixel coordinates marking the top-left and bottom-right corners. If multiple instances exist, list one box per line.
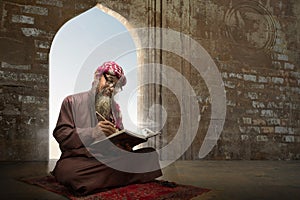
left=52, top=61, right=162, bottom=196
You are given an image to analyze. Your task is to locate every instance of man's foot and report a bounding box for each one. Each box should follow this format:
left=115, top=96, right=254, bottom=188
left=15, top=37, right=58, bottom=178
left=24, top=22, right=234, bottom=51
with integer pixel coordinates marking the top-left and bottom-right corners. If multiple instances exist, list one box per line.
left=154, top=180, right=177, bottom=188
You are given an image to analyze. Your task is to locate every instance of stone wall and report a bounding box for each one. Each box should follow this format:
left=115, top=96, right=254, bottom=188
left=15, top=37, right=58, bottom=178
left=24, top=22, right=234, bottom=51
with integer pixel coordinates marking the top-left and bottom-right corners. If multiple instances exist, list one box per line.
left=0, top=0, right=96, bottom=160
left=0, top=0, right=299, bottom=160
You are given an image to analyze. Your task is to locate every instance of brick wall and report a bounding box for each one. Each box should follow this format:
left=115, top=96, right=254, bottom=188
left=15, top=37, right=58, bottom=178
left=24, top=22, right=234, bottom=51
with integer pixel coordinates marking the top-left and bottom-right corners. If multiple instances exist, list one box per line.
left=0, top=0, right=96, bottom=160
left=188, top=0, right=300, bottom=160
left=0, top=0, right=299, bottom=160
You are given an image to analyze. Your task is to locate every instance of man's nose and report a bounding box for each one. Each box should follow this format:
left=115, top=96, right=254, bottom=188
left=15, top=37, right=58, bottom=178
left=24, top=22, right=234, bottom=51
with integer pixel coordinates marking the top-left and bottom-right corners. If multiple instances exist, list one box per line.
left=106, top=86, right=115, bottom=96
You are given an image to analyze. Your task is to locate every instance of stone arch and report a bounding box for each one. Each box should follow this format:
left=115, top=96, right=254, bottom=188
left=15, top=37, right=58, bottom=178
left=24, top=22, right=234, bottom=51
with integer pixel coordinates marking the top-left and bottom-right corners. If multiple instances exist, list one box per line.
left=49, top=3, right=139, bottom=159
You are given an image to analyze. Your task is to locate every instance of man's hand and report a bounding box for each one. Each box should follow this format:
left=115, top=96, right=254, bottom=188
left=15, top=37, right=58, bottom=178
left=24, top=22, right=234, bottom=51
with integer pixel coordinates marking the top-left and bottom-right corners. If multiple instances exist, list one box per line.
left=92, top=120, right=117, bottom=139
left=98, top=120, right=117, bottom=136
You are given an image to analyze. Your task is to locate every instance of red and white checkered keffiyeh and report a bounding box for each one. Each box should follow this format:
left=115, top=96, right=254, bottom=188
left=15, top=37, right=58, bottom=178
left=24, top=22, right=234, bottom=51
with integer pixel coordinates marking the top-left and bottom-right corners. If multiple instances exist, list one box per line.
left=95, top=61, right=127, bottom=86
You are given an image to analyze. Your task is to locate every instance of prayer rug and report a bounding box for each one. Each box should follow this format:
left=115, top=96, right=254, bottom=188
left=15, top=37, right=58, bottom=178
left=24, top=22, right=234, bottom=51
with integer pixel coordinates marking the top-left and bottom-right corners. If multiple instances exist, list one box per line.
left=21, top=175, right=210, bottom=200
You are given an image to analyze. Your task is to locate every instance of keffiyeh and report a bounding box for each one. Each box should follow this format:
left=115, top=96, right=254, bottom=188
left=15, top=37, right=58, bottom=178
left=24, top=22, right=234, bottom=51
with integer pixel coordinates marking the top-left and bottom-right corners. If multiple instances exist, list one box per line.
left=95, top=61, right=127, bottom=86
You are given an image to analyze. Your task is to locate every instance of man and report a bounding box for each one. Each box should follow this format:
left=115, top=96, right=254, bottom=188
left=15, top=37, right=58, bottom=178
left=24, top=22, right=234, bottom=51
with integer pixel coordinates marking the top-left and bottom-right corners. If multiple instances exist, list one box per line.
left=52, top=61, right=162, bottom=196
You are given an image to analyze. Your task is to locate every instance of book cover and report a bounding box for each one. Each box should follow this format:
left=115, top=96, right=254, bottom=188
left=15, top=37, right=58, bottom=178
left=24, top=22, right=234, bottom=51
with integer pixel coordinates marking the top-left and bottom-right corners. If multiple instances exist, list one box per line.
left=91, top=128, right=160, bottom=148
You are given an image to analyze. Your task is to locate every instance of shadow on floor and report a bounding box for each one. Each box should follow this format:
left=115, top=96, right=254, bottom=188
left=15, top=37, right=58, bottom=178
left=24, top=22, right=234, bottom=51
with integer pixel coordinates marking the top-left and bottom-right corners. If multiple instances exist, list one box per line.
left=0, top=160, right=299, bottom=200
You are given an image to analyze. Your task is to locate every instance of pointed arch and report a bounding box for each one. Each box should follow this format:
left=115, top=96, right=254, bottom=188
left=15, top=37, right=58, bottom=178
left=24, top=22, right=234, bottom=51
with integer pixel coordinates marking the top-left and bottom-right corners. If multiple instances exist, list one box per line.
left=49, top=4, right=139, bottom=159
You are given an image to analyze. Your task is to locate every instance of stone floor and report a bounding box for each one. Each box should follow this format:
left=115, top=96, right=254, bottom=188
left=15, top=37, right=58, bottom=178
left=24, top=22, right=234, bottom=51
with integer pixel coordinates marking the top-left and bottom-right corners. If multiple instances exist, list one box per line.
left=0, top=160, right=299, bottom=200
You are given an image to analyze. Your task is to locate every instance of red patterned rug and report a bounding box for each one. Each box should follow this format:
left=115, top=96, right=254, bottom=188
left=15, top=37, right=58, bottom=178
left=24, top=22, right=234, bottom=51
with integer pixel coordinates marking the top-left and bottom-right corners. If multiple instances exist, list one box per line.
left=21, top=175, right=210, bottom=200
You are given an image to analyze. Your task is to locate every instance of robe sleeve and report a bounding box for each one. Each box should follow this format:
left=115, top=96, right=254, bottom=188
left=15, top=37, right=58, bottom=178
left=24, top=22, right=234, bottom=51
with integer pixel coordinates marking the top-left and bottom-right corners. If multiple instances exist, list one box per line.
left=53, top=96, right=102, bottom=151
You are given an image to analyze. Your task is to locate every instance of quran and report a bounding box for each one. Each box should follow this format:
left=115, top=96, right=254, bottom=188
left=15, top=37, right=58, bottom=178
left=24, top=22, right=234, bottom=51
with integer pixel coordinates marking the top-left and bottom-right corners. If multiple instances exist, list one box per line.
left=90, top=128, right=160, bottom=148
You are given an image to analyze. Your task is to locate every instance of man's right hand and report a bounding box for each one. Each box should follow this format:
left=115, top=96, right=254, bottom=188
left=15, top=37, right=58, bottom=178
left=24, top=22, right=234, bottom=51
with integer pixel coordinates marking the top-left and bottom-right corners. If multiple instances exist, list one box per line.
left=98, top=120, right=117, bottom=136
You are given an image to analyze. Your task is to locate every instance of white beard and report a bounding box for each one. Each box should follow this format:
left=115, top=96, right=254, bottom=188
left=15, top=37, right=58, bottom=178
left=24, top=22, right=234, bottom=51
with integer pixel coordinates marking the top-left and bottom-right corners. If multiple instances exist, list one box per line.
left=95, top=92, right=112, bottom=120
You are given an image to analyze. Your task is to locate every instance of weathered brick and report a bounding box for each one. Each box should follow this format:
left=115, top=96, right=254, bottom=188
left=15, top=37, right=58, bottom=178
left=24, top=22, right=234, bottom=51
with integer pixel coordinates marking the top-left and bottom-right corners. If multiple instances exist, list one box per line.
left=224, top=80, right=235, bottom=89
left=242, top=117, right=252, bottom=125
left=246, top=92, right=258, bottom=100
left=35, top=52, right=48, bottom=61
left=18, top=95, right=47, bottom=104
left=19, top=73, right=48, bottom=83
left=251, top=84, right=265, bottom=89
left=291, top=87, right=300, bottom=94
left=272, top=77, right=284, bottom=84
left=252, top=101, right=265, bottom=108
left=11, top=14, right=34, bottom=24
left=229, top=73, right=243, bottom=79
left=258, top=76, right=270, bottom=83
left=239, top=126, right=260, bottom=134
left=266, top=118, right=281, bottom=126
left=277, top=54, right=288, bottom=61
left=256, top=135, right=268, bottom=142
left=34, top=40, right=50, bottom=49
left=272, top=61, right=282, bottom=68
left=275, top=126, right=288, bottom=134
left=21, top=28, right=43, bottom=37
left=267, top=102, right=283, bottom=109
left=272, top=45, right=282, bottom=53
left=241, top=135, right=249, bottom=141
left=252, top=119, right=266, bottom=126
left=288, top=128, right=295, bottom=135
left=239, top=126, right=247, bottom=134
left=226, top=100, right=236, bottom=107
left=243, top=74, right=257, bottom=82
left=284, top=62, right=295, bottom=70
left=21, top=28, right=54, bottom=38
left=0, top=70, right=18, bottom=81
left=221, top=72, right=228, bottom=79
left=75, top=3, right=92, bottom=10
left=36, top=0, right=63, bottom=8
left=261, top=110, right=275, bottom=117
left=290, top=72, right=300, bottom=79
left=22, top=5, right=48, bottom=16
left=276, top=94, right=288, bottom=101
left=246, top=109, right=259, bottom=114
left=282, top=135, right=294, bottom=143
left=261, top=127, right=274, bottom=134
left=1, top=62, right=31, bottom=70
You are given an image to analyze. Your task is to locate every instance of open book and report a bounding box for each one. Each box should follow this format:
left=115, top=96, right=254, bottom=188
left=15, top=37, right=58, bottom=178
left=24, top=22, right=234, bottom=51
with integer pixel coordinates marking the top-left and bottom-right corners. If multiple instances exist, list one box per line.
left=90, top=128, right=160, bottom=148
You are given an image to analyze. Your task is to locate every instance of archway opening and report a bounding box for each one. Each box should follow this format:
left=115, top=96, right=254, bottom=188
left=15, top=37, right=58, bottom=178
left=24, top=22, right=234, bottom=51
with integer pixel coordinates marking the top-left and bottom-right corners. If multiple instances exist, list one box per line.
left=49, top=4, right=139, bottom=159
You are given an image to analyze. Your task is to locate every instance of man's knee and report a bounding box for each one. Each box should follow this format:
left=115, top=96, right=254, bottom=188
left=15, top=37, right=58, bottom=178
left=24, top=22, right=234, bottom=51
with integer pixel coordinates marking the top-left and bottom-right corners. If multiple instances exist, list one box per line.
left=53, top=160, right=77, bottom=184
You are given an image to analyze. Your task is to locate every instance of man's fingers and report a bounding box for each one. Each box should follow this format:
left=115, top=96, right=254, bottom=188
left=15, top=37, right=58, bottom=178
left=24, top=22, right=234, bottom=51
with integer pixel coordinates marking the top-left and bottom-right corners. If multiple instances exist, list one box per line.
left=100, top=124, right=116, bottom=132
left=98, top=121, right=116, bottom=135
left=99, top=120, right=116, bottom=127
left=100, top=127, right=114, bottom=136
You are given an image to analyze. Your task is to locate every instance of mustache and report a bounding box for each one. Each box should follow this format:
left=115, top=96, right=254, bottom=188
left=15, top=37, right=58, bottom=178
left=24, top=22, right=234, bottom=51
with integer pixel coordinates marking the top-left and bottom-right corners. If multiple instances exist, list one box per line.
left=99, top=84, right=115, bottom=97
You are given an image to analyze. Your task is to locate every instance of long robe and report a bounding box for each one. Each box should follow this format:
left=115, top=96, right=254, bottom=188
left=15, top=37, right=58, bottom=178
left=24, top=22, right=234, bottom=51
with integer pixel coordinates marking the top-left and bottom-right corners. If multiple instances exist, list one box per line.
left=52, top=91, right=162, bottom=196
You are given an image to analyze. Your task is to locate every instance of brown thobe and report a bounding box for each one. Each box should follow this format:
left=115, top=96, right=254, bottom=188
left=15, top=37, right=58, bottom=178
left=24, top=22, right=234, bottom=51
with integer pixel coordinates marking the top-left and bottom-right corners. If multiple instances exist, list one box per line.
left=52, top=91, right=162, bottom=196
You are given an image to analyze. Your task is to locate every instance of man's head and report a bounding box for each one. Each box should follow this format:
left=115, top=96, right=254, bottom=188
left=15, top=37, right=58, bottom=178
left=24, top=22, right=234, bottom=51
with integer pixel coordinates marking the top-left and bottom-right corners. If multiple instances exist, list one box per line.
left=95, top=61, right=126, bottom=97
left=94, top=61, right=126, bottom=119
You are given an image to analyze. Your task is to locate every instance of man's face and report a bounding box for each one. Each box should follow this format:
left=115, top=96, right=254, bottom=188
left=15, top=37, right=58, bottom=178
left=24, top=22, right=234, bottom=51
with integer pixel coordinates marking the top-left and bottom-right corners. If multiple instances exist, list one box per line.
left=97, top=73, right=122, bottom=97
left=95, top=73, right=122, bottom=119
